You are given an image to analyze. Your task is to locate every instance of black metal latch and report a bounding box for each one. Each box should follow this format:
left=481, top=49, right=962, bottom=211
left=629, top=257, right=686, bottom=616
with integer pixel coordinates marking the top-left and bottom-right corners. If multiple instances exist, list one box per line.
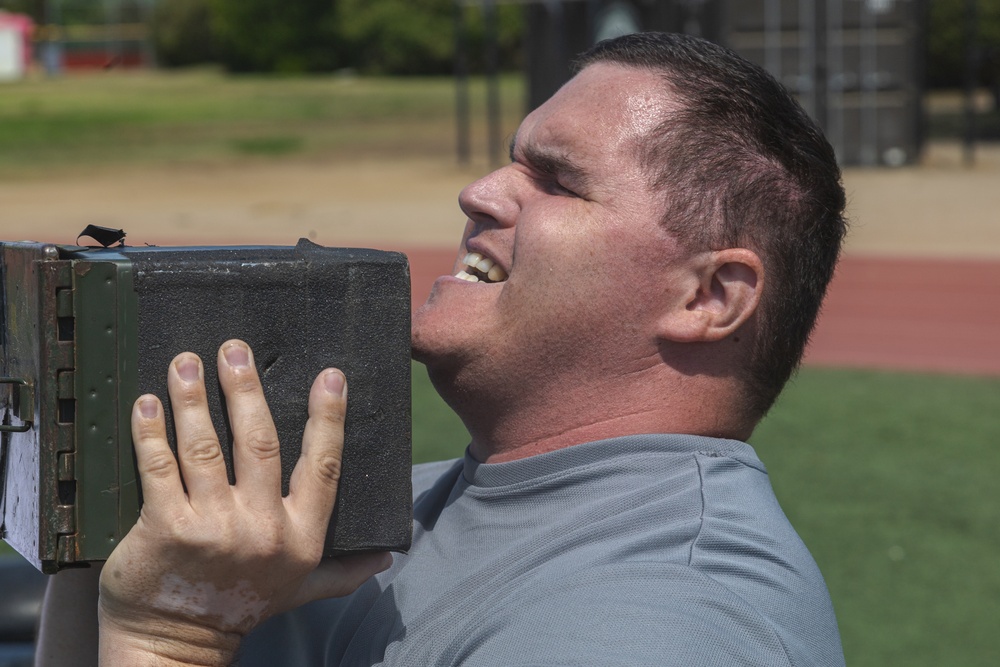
left=0, top=378, right=33, bottom=433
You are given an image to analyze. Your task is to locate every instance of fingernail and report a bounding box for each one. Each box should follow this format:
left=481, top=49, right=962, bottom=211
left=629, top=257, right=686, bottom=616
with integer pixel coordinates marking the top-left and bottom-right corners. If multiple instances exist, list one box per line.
left=324, top=369, right=346, bottom=397
left=176, top=357, right=200, bottom=382
left=139, top=396, right=158, bottom=418
left=223, top=342, right=250, bottom=368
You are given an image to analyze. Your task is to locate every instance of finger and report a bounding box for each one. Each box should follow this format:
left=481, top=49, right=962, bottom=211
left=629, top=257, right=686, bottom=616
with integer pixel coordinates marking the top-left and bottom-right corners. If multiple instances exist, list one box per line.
left=167, top=352, right=229, bottom=503
left=130, top=394, right=185, bottom=517
left=217, top=340, right=283, bottom=511
left=292, top=552, right=393, bottom=607
left=286, top=369, right=347, bottom=527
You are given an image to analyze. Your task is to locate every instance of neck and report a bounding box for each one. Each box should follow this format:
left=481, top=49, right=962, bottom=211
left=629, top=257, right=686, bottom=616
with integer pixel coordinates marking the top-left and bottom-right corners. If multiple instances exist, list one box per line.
left=429, top=363, right=755, bottom=464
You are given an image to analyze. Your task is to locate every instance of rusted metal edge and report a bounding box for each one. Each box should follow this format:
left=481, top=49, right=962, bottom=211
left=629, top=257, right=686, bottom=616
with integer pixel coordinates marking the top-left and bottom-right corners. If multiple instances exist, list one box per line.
left=37, top=260, right=75, bottom=570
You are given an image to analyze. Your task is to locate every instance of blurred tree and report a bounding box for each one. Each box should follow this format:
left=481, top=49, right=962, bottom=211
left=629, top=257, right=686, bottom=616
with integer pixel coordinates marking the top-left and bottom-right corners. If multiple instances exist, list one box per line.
left=0, top=0, right=144, bottom=24
left=53, top=0, right=108, bottom=24
left=337, top=0, right=521, bottom=75
left=928, top=0, right=1000, bottom=106
left=0, top=0, right=44, bottom=22
left=209, top=0, right=341, bottom=72
left=34, top=0, right=523, bottom=75
left=152, top=0, right=218, bottom=66
left=462, top=1, right=524, bottom=73
left=337, top=0, right=453, bottom=74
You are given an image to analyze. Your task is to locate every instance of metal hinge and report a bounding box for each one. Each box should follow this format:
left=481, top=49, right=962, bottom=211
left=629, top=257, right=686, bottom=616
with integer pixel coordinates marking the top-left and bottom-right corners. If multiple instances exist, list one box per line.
left=0, top=378, right=33, bottom=433
left=41, top=261, right=79, bottom=559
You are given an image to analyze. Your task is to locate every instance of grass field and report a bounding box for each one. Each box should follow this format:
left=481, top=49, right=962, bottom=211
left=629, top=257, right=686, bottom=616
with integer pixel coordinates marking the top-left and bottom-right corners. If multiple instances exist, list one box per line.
left=753, top=368, right=1000, bottom=667
left=0, top=69, right=525, bottom=177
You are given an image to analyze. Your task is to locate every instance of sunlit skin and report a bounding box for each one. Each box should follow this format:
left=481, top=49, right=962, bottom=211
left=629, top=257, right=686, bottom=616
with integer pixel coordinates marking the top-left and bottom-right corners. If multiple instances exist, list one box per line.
left=412, top=63, right=764, bottom=463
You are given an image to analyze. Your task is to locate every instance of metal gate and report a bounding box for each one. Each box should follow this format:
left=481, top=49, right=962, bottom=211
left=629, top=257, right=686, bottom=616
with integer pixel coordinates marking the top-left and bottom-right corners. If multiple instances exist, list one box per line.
left=722, top=0, right=924, bottom=166
left=521, top=0, right=924, bottom=166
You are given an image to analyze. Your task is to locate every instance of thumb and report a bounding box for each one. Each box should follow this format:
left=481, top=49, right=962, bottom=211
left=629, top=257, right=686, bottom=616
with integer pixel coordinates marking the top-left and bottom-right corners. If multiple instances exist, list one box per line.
left=290, top=552, right=393, bottom=607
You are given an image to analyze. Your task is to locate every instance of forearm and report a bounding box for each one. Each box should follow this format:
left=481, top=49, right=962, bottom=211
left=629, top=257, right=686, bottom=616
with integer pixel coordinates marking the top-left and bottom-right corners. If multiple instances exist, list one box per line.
left=33, top=555, right=236, bottom=667
left=35, top=565, right=101, bottom=667
left=98, top=609, right=241, bottom=667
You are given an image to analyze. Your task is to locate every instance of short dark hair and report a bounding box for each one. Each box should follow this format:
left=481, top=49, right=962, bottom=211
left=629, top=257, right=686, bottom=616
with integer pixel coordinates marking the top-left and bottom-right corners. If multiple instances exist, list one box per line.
left=576, top=32, right=847, bottom=418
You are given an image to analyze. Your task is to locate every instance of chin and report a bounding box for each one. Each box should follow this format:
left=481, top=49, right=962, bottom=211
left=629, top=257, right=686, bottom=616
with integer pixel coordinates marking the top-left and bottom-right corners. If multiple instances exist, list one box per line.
left=410, top=304, right=453, bottom=367
left=411, top=312, right=480, bottom=398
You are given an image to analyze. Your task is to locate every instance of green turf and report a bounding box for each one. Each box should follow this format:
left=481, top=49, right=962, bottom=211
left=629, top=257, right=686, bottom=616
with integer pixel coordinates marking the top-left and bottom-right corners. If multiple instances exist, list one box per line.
left=0, top=69, right=525, bottom=177
left=2, top=365, right=997, bottom=663
left=751, top=368, right=1000, bottom=667
left=411, top=360, right=468, bottom=463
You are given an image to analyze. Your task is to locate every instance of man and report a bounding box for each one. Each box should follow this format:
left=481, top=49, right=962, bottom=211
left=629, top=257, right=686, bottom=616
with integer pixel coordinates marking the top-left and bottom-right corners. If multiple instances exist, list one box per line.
left=38, top=32, right=847, bottom=666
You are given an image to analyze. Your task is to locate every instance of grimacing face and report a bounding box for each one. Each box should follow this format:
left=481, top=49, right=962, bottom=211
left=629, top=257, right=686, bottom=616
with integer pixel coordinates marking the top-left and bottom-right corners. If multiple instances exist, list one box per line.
left=411, top=64, right=702, bottom=413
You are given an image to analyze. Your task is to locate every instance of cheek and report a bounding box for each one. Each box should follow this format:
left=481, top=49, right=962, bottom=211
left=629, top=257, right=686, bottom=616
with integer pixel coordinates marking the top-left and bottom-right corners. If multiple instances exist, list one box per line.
left=505, top=236, right=633, bottom=326
left=507, top=203, right=671, bottom=314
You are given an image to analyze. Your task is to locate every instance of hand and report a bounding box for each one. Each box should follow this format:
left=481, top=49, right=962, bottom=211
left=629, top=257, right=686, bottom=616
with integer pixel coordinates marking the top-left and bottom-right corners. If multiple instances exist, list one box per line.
left=98, top=340, right=391, bottom=666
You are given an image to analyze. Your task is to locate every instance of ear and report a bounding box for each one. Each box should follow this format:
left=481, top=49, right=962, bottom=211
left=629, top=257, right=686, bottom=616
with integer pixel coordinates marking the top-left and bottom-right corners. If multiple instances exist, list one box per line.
left=657, top=248, right=763, bottom=344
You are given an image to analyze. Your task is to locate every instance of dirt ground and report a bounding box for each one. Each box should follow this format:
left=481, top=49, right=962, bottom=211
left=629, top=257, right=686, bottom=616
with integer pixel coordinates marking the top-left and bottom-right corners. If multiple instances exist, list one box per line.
left=2, top=142, right=999, bottom=376
left=2, top=141, right=1000, bottom=258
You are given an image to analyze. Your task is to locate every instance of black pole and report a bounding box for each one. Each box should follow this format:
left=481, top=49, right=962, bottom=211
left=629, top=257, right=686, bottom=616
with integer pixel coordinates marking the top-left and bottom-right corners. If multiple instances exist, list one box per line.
left=454, top=0, right=471, bottom=165
left=484, top=0, right=502, bottom=167
left=815, top=0, right=828, bottom=134
left=963, top=0, right=978, bottom=166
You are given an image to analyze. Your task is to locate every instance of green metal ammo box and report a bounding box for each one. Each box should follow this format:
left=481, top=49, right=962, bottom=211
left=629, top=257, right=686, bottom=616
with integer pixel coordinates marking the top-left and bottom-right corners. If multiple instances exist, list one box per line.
left=0, top=239, right=412, bottom=573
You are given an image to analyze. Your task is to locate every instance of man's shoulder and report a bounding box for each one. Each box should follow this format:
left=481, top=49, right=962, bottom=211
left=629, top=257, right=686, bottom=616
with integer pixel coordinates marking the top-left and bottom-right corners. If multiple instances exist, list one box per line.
left=467, top=561, right=798, bottom=666
left=411, top=558, right=841, bottom=667
left=411, top=457, right=462, bottom=497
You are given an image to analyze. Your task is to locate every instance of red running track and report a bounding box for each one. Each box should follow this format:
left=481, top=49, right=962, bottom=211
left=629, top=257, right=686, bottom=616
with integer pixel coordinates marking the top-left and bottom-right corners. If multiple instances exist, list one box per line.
left=402, top=248, right=1000, bottom=377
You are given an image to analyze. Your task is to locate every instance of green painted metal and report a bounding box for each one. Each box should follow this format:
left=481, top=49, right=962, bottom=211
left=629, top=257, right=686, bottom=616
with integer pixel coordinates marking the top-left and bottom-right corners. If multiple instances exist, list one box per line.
left=115, top=262, right=141, bottom=546
left=71, top=257, right=140, bottom=562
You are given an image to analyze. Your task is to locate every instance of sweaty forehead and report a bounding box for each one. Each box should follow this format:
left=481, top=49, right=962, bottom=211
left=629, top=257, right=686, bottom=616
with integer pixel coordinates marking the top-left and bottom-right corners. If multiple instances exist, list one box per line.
left=514, top=63, right=673, bottom=163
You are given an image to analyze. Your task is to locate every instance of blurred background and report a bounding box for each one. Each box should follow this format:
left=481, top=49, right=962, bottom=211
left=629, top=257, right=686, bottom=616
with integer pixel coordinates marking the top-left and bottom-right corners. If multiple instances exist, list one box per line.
left=1, top=1, right=999, bottom=666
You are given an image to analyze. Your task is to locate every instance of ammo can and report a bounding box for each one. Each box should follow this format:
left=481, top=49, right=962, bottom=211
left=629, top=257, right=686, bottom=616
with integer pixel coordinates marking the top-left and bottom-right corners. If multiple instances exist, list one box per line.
left=0, top=239, right=412, bottom=573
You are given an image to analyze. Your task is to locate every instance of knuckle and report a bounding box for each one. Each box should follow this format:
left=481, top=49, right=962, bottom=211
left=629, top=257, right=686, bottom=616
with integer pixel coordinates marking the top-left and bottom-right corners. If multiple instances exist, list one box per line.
left=241, top=424, right=281, bottom=458
left=179, top=520, right=239, bottom=557
left=184, top=435, right=224, bottom=465
left=311, top=453, right=343, bottom=485
left=141, top=449, right=178, bottom=478
left=251, top=521, right=287, bottom=557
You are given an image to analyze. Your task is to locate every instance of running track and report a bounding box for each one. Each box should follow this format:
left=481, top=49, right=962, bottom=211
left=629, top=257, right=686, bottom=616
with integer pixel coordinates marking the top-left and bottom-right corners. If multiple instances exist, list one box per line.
left=402, top=248, right=1000, bottom=377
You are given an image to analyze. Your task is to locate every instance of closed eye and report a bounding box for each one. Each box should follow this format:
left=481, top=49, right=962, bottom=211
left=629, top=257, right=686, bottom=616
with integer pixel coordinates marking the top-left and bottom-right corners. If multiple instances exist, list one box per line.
left=540, top=178, right=580, bottom=198
left=510, top=135, right=589, bottom=200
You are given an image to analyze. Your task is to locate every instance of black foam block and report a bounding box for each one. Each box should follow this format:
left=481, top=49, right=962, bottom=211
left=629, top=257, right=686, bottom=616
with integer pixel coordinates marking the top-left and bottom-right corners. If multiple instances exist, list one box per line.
left=125, top=239, right=412, bottom=555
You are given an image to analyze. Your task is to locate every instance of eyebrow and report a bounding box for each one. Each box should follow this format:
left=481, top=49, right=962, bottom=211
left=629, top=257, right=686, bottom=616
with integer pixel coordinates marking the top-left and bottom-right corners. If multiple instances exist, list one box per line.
left=509, top=134, right=591, bottom=190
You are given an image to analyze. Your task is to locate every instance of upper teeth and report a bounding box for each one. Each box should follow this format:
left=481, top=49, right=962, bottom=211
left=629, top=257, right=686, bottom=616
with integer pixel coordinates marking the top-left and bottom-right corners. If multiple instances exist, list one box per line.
left=456, top=252, right=508, bottom=283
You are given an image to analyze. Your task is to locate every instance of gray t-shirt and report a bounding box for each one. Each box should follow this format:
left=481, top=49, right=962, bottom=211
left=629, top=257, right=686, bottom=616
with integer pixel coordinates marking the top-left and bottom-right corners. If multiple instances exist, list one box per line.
left=241, top=434, right=844, bottom=666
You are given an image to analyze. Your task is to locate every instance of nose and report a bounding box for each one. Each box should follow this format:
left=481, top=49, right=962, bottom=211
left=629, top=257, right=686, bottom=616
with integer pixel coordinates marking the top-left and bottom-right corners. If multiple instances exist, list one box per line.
left=458, top=166, right=519, bottom=230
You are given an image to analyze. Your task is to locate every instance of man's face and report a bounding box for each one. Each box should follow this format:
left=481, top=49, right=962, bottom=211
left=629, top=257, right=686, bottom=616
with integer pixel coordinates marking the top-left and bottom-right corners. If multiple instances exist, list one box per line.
left=412, top=63, right=696, bottom=407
